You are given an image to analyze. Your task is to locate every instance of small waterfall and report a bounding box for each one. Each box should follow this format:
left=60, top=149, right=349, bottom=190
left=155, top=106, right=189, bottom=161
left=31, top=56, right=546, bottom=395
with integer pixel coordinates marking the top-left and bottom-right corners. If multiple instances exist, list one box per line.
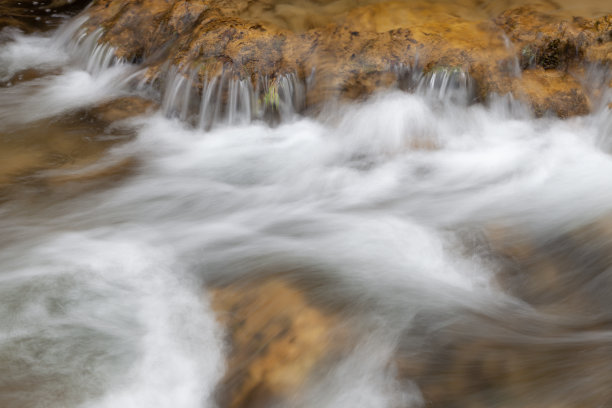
left=0, top=15, right=139, bottom=128
left=0, top=14, right=128, bottom=81
left=275, top=72, right=306, bottom=118
left=64, top=26, right=125, bottom=77
left=417, top=66, right=474, bottom=102
left=10, top=14, right=128, bottom=77
left=393, top=61, right=475, bottom=104
left=160, top=61, right=475, bottom=130
left=50, top=15, right=92, bottom=48
left=580, top=62, right=612, bottom=110
left=502, top=34, right=522, bottom=77
left=160, top=66, right=306, bottom=129
left=161, top=65, right=196, bottom=121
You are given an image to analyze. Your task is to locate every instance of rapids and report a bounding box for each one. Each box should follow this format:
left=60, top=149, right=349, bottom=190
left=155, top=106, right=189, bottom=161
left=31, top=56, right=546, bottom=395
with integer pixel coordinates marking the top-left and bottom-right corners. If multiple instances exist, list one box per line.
left=1, top=9, right=612, bottom=408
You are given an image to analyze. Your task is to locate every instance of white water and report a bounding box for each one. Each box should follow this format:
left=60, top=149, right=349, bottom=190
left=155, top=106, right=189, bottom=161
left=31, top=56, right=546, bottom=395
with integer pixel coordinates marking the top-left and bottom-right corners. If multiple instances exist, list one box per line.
left=1, top=15, right=612, bottom=408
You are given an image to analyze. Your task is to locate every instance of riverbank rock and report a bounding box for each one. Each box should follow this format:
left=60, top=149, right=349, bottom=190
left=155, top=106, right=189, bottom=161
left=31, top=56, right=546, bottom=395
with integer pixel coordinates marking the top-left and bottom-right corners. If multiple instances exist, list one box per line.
left=78, top=0, right=611, bottom=117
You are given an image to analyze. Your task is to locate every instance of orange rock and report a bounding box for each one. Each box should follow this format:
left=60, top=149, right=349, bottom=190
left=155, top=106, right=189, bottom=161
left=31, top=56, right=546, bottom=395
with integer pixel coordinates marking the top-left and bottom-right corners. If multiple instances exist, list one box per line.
left=496, top=6, right=612, bottom=68
left=495, top=69, right=591, bottom=117
left=210, top=278, right=341, bottom=408
left=75, top=0, right=612, bottom=116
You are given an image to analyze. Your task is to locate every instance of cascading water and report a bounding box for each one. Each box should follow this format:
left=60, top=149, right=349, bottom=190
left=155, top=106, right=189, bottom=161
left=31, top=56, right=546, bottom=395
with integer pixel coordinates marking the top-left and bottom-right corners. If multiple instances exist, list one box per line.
left=0, top=16, right=140, bottom=129
left=1, top=6, right=612, bottom=408
left=159, top=66, right=306, bottom=129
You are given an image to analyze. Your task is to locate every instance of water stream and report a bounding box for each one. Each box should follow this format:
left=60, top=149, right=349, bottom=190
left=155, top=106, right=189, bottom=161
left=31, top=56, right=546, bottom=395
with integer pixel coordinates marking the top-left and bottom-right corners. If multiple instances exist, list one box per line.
left=1, top=7, right=612, bottom=408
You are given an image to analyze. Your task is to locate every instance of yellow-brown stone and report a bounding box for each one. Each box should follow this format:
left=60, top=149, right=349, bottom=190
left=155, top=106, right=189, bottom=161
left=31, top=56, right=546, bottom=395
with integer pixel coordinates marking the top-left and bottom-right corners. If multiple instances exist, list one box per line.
left=210, top=278, right=340, bottom=408
left=79, top=0, right=611, bottom=117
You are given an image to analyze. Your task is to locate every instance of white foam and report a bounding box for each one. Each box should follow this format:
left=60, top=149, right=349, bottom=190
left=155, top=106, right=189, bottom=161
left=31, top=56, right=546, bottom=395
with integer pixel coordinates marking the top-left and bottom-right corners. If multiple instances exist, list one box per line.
left=0, top=232, right=224, bottom=408
left=0, top=15, right=91, bottom=82
left=0, top=65, right=137, bottom=129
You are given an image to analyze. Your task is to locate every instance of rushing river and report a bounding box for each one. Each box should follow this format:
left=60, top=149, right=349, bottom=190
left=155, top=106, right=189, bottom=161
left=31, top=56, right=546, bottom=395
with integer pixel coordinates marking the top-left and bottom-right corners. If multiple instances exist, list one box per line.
left=1, top=7, right=612, bottom=408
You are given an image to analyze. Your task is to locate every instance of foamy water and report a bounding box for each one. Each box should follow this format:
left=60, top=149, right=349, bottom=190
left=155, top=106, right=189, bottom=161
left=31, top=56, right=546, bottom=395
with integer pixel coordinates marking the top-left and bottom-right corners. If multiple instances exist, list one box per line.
left=1, top=13, right=612, bottom=408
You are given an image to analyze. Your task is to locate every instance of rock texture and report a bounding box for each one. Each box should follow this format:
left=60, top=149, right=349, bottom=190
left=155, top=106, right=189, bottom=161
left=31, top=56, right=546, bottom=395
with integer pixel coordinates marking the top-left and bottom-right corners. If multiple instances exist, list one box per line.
left=210, top=278, right=342, bottom=408
left=76, top=0, right=612, bottom=117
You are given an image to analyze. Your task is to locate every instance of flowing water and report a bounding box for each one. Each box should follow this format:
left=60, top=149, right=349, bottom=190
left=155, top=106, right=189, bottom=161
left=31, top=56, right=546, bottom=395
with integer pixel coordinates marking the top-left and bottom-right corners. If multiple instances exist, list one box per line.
left=1, top=5, right=612, bottom=408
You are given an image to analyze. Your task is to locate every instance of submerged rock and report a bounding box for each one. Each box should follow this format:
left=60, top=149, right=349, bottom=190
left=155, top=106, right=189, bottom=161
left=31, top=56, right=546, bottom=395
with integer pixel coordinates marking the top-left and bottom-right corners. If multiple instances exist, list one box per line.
left=392, top=217, right=612, bottom=408
left=210, top=278, right=342, bottom=408
left=0, top=96, right=154, bottom=195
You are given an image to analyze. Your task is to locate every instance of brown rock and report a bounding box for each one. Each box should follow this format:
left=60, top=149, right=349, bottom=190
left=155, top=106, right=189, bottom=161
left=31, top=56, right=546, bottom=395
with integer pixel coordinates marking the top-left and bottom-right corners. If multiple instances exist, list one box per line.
left=85, top=96, right=157, bottom=123
left=210, top=278, right=341, bottom=408
left=0, top=96, right=153, bottom=192
left=492, top=68, right=591, bottom=117
left=496, top=6, right=612, bottom=68
left=78, top=0, right=612, bottom=117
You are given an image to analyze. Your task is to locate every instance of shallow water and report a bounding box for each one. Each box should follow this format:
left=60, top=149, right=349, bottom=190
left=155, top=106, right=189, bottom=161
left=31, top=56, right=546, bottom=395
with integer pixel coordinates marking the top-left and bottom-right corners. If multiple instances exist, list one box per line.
left=1, top=7, right=612, bottom=408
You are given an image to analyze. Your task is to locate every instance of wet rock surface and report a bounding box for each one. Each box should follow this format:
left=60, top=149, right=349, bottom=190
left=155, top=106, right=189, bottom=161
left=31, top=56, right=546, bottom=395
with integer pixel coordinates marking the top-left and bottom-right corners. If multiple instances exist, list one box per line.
left=75, top=0, right=612, bottom=117
left=210, top=278, right=343, bottom=408
left=0, top=96, right=154, bottom=197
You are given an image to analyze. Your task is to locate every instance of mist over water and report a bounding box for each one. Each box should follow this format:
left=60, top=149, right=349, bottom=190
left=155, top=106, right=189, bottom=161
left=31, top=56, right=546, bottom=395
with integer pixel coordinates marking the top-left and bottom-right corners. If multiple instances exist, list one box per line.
left=1, top=11, right=612, bottom=408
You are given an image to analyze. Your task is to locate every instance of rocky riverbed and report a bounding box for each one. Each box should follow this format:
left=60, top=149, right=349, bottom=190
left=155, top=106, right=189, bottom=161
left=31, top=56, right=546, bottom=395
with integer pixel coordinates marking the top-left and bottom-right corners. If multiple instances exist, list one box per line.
left=1, top=2, right=612, bottom=408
